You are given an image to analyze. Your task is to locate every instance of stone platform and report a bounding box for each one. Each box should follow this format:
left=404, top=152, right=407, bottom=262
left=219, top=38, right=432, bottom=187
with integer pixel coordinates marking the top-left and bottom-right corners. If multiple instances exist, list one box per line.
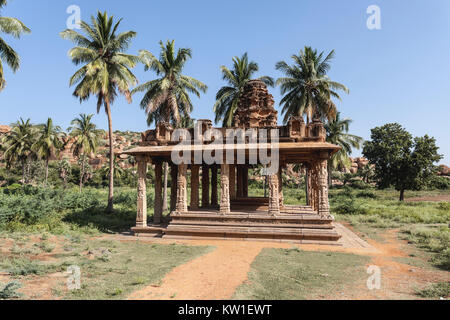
left=132, top=206, right=342, bottom=244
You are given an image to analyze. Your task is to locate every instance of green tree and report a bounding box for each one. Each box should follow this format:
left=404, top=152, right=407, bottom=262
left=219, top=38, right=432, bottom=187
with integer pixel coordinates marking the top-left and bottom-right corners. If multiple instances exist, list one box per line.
left=1, top=118, right=34, bottom=183
left=99, top=154, right=125, bottom=181
left=68, top=114, right=101, bottom=192
left=213, top=53, right=274, bottom=127
left=0, top=0, right=30, bottom=91
left=325, top=113, right=363, bottom=186
left=133, top=40, right=207, bottom=212
left=276, top=47, right=348, bottom=124
left=33, top=118, right=63, bottom=185
left=363, top=123, right=442, bottom=201
left=60, top=11, right=139, bottom=212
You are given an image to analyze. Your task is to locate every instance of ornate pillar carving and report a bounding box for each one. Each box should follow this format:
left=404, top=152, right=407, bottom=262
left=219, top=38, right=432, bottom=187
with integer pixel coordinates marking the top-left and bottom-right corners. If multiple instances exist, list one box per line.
left=268, top=173, right=280, bottom=216
left=236, top=167, right=243, bottom=198
left=136, top=157, right=148, bottom=228
left=229, top=165, right=236, bottom=200
left=176, top=164, right=188, bottom=213
left=154, top=161, right=163, bottom=224
left=170, top=165, right=178, bottom=212
left=278, top=165, right=284, bottom=208
left=318, top=159, right=331, bottom=219
left=202, top=165, right=210, bottom=207
left=220, top=164, right=230, bottom=215
left=190, top=165, right=200, bottom=210
left=211, top=166, right=218, bottom=207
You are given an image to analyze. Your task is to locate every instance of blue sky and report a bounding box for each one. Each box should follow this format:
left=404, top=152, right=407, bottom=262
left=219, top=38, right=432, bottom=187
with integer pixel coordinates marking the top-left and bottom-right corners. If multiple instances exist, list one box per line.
left=1, top=0, right=449, bottom=163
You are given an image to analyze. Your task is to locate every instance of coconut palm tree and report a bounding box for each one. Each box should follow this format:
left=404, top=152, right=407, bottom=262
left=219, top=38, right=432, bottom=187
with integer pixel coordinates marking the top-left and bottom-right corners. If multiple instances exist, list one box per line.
left=68, top=114, right=101, bottom=192
left=276, top=47, right=349, bottom=124
left=2, top=118, right=34, bottom=183
left=132, top=40, right=207, bottom=212
left=325, top=113, right=363, bottom=186
left=60, top=11, right=139, bottom=212
left=214, top=53, right=274, bottom=127
left=57, top=158, right=72, bottom=189
left=33, top=118, right=63, bottom=185
left=0, top=0, right=31, bottom=91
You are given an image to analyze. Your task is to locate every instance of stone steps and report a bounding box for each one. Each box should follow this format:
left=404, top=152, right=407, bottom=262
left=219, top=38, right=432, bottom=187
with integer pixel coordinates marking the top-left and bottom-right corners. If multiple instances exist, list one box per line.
left=163, top=225, right=341, bottom=242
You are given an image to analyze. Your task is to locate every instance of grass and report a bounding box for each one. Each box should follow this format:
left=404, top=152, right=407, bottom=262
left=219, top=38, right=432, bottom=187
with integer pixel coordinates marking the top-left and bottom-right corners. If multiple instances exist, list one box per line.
left=0, top=234, right=212, bottom=300
left=416, top=282, right=450, bottom=299
left=400, top=225, right=450, bottom=270
left=233, top=248, right=371, bottom=300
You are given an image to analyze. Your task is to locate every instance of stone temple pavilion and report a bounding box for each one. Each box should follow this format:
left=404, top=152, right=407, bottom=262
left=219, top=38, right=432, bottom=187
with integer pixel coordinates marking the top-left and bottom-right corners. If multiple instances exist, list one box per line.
left=124, top=80, right=342, bottom=244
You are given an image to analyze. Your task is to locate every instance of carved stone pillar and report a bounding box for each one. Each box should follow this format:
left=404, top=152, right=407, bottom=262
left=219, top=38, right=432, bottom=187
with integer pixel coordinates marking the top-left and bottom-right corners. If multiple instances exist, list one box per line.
left=202, top=165, right=210, bottom=207
left=176, top=164, right=188, bottom=213
left=211, top=166, right=218, bottom=207
left=229, top=165, right=236, bottom=200
left=318, top=159, right=331, bottom=219
left=220, top=164, right=230, bottom=215
left=268, top=174, right=280, bottom=216
left=243, top=167, right=249, bottom=198
left=278, top=165, right=284, bottom=208
left=309, top=162, right=319, bottom=212
left=136, top=158, right=148, bottom=228
left=170, top=165, right=178, bottom=212
left=154, top=161, right=163, bottom=224
left=237, top=167, right=243, bottom=198
left=190, top=165, right=200, bottom=210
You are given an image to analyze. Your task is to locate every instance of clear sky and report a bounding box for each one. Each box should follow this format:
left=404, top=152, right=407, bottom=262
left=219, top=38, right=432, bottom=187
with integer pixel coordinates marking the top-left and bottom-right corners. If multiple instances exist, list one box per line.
left=1, top=0, right=449, bottom=163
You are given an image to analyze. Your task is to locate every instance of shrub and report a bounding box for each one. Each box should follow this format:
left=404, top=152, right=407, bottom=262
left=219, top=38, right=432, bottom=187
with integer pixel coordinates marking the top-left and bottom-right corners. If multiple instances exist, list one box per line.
left=427, top=176, right=450, bottom=190
left=333, top=198, right=368, bottom=215
left=417, top=282, right=450, bottom=299
left=356, top=190, right=377, bottom=199
left=351, top=180, right=371, bottom=190
left=0, top=281, right=22, bottom=300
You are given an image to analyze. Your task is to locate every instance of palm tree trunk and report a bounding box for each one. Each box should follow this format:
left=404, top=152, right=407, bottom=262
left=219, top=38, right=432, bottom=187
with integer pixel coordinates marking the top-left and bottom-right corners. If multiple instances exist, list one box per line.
left=45, top=158, right=49, bottom=186
left=79, top=155, right=85, bottom=193
left=162, top=162, right=169, bottom=212
left=21, top=159, right=25, bottom=184
left=106, top=100, right=114, bottom=213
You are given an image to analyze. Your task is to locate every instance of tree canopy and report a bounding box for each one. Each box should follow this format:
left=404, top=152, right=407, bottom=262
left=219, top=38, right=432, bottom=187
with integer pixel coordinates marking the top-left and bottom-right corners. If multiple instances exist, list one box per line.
left=363, top=123, right=442, bottom=201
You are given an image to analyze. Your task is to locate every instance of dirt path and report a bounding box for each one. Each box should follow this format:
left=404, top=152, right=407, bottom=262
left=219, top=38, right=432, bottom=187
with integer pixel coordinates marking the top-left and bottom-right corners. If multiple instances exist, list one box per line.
left=406, top=194, right=450, bottom=202
left=128, top=240, right=282, bottom=300
left=125, top=228, right=378, bottom=300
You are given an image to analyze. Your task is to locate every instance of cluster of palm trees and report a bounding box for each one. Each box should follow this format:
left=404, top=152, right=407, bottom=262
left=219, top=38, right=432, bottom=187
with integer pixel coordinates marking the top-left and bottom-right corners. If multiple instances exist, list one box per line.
left=0, top=114, right=103, bottom=190
left=1, top=5, right=362, bottom=211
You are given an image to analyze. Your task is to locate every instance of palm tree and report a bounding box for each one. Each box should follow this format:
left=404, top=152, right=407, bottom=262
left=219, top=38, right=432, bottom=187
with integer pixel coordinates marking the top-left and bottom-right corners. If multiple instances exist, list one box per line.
left=2, top=118, right=34, bottom=183
left=276, top=47, right=349, bottom=124
left=100, top=155, right=125, bottom=181
left=57, top=158, right=72, bottom=189
left=68, top=114, right=101, bottom=192
left=60, top=11, right=139, bottom=212
left=214, top=53, right=274, bottom=127
left=0, top=0, right=30, bottom=91
left=132, top=40, right=207, bottom=212
left=33, top=118, right=63, bottom=185
left=325, top=113, right=363, bottom=186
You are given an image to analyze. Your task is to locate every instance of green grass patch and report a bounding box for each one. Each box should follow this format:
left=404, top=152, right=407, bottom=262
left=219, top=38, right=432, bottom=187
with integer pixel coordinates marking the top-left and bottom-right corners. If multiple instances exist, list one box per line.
left=233, top=248, right=370, bottom=300
left=416, top=282, right=450, bottom=299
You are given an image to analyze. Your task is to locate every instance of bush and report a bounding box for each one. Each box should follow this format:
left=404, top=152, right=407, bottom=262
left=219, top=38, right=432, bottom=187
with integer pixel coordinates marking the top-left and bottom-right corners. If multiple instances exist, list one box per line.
left=417, top=282, right=450, bottom=299
left=333, top=198, right=368, bottom=215
left=0, top=281, right=22, bottom=299
left=356, top=190, right=377, bottom=199
left=427, top=176, right=450, bottom=190
left=351, top=180, right=371, bottom=190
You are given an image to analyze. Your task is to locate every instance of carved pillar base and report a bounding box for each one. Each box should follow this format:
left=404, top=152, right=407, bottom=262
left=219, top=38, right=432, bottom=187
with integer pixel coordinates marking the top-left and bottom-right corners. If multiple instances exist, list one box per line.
left=202, top=165, right=210, bottom=208
left=318, top=159, right=331, bottom=219
left=170, top=165, right=178, bottom=212
left=220, top=164, right=230, bottom=215
left=176, top=164, right=188, bottom=213
left=211, top=166, right=218, bottom=207
left=229, top=165, right=236, bottom=200
left=136, top=158, right=148, bottom=228
left=268, top=174, right=280, bottom=216
left=154, top=161, right=163, bottom=224
left=278, top=165, right=284, bottom=208
left=191, top=165, right=200, bottom=210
